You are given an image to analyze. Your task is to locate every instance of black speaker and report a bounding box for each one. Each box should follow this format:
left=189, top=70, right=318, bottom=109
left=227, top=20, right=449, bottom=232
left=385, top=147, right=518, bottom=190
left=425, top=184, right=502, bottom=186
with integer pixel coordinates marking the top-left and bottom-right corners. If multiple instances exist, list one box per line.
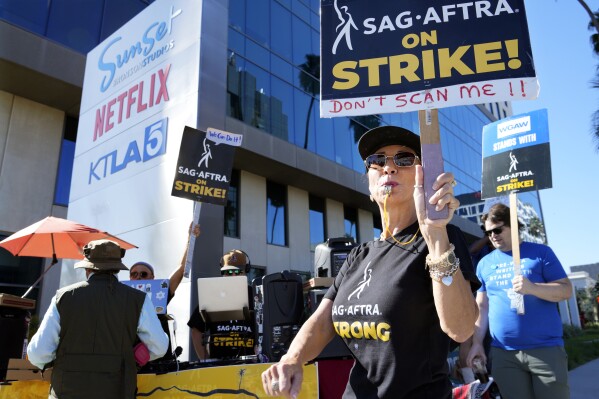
left=253, top=271, right=303, bottom=363
left=307, top=289, right=352, bottom=360
left=0, top=307, right=30, bottom=381
left=314, top=237, right=357, bottom=278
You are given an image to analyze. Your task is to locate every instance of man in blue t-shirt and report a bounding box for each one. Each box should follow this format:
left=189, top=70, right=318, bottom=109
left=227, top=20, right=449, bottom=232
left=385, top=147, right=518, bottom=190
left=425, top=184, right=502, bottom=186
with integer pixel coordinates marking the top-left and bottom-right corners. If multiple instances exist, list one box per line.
left=466, top=203, right=572, bottom=399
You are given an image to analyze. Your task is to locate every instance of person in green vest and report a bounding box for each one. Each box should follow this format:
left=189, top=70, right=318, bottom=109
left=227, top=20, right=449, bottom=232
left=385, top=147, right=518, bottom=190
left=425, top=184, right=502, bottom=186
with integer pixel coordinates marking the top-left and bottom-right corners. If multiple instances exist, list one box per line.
left=27, top=239, right=168, bottom=399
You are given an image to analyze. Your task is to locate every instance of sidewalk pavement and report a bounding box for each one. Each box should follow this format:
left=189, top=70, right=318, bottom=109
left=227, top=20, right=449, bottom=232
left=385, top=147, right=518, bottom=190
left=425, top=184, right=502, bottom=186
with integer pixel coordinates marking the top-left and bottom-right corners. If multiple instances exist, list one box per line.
left=569, top=358, right=599, bottom=399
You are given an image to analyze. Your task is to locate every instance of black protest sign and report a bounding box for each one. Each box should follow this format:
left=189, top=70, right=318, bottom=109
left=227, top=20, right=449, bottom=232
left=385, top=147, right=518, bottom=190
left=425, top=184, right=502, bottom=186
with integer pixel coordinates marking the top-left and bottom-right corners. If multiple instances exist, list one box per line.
left=481, top=109, right=552, bottom=199
left=171, top=127, right=241, bottom=205
left=320, top=0, right=538, bottom=116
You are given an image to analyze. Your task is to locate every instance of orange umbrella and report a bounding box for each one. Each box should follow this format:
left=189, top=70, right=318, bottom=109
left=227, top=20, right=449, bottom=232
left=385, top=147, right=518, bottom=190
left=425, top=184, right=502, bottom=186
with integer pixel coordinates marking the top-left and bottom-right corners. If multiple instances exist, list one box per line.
left=0, top=216, right=137, bottom=298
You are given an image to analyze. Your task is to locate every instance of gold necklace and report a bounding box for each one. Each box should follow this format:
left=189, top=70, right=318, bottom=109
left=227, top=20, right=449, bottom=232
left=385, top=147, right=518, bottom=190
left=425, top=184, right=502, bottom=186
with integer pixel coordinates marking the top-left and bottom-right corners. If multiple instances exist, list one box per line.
left=382, top=193, right=420, bottom=246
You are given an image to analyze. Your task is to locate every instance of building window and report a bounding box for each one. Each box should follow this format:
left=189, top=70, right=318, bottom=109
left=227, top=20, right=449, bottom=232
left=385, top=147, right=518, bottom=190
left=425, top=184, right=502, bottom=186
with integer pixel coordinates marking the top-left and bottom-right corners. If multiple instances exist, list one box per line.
left=308, top=194, right=326, bottom=251
left=54, top=116, right=77, bottom=206
left=344, top=205, right=358, bottom=243
left=0, top=236, right=43, bottom=309
left=373, top=213, right=382, bottom=240
left=266, top=181, right=287, bottom=246
left=224, top=169, right=240, bottom=238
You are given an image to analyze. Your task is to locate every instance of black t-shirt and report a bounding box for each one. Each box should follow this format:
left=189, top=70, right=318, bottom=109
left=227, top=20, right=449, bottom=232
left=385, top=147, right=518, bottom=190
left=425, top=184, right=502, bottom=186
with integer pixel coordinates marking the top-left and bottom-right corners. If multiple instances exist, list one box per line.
left=188, top=286, right=255, bottom=359
left=324, top=223, right=480, bottom=399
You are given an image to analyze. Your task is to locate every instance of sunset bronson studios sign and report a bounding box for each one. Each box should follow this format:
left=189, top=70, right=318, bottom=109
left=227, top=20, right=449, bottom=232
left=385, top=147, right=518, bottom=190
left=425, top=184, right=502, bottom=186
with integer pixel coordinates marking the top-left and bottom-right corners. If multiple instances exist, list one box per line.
left=320, top=0, right=538, bottom=117
left=68, top=0, right=203, bottom=258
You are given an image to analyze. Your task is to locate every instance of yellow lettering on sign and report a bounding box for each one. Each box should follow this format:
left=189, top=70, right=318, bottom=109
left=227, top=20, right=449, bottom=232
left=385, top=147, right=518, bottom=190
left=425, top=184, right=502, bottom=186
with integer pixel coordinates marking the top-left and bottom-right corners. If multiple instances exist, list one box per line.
left=331, top=38, right=521, bottom=90
left=173, top=181, right=226, bottom=198
left=496, top=179, right=534, bottom=193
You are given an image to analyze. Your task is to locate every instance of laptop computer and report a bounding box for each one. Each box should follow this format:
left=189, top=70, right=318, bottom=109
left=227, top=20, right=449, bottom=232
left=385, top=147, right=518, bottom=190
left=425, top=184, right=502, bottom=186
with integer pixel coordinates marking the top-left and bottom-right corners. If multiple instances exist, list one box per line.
left=196, top=276, right=249, bottom=322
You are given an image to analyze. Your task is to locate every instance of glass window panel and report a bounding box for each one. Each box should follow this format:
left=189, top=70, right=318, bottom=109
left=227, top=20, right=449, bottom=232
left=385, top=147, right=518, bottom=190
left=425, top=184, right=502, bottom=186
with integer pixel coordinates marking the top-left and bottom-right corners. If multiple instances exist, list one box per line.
left=244, top=61, right=271, bottom=132
left=46, top=0, right=105, bottom=53
left=293, top=88, right=312, bottom=147
left=270, top=76, right=294, bottom=142
left=224, top=169, right=240, bottom=238
left=270, top=1, right=292, bottom=60
left=333, top=117, right=353, bottom=168
left=311, top=26, right=319, bottom=55
left=229, top=0, right=245, bottom=31
left=310, top=4, right=320, bottom=31
left=344, top=205, right=359, bottom=243
left=246, top=39, right=270, bottom=71
left=54, top=116, right=77, bottom=206
left=297, top=55, right=319, bottom=95
left=309, top=194, right=325, bottom=251
left=314, top=100, right=335, bottom=161
left=292, top=0, right=310, bottom=24
left=271, top=54, right=294, bottom=84
left=228, top=27, right=245, bottom=58
left=246, top=0, right=269, bottom=46
left=227, top=55, right=245, bottom=121
left=267, top=181, right=287, bottom=246
left=309, top=0, right=319, bottom=13
left=54, top=140, right=75, bottom=206
left=100, top=0, right=146, bottom=43
left=0, top=0, right=48, bottom=35
left=291, top=15, right=311, bottom=66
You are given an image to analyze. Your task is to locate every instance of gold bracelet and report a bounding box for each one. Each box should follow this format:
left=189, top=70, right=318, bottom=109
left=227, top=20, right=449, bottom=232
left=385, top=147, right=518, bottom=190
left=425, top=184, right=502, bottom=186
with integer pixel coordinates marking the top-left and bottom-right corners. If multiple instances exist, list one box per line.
left=426, top=244, right=459, bottom=286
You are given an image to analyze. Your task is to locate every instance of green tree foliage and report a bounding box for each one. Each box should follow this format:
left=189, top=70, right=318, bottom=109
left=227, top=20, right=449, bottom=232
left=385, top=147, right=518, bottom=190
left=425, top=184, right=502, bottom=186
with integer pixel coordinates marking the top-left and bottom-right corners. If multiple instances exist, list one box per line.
left=579, top=1, right=599, bottom=149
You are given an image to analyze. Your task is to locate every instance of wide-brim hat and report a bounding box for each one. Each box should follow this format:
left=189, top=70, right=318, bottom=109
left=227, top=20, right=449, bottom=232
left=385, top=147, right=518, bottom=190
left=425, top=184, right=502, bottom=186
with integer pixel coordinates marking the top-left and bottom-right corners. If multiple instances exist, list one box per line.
left=357, top=126, right=421, bottom=159
left=74, top=239, right=128, bottom=271
left=220, top=249, right=248, bottom=271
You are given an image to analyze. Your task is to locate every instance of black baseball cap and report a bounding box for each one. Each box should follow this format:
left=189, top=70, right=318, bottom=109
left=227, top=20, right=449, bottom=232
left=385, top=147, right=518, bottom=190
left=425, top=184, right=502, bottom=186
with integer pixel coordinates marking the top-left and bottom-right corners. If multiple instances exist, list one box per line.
left=357, top=126, right=421, bottom=159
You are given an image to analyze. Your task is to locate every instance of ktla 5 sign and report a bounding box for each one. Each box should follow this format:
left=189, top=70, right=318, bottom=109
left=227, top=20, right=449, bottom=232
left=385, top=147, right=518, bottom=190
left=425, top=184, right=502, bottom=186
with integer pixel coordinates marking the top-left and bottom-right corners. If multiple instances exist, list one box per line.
left=320, top=0, right=538, bottom=117
left=88, top=118, right=168, bottom=184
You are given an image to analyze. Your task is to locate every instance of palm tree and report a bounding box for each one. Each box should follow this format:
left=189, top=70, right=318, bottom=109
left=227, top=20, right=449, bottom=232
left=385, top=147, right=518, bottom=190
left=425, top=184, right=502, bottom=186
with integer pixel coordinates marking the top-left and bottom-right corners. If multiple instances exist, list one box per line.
left=579, top=1, right=599, bottom=149
left=298, top=54, right=320, bottom=149
left=349, top=115, right=382, bottom=144
left=528, top=216, right=546, bottom=243
left=267, top=183, right=286, bottom=244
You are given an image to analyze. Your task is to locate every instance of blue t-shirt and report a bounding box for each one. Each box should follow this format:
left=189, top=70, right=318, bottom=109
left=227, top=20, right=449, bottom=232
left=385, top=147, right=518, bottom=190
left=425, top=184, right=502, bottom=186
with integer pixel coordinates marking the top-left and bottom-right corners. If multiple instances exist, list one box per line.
left=477, top=242, right=567, bottom=350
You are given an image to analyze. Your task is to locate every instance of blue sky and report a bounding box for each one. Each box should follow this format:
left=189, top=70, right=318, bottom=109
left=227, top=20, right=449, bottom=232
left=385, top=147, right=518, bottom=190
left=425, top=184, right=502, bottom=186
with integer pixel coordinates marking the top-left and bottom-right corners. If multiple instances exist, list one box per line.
left=511, top=1, right=599, bottom=271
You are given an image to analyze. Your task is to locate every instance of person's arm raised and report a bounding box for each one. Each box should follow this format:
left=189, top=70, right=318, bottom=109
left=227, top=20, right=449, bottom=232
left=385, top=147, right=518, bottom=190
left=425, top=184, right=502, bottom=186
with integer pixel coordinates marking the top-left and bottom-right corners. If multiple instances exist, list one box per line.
left=262, top=298, right=336, bottom=398
left=414, top=166, right=478, bottom=342
left=169, top=223, right=201, bottom=295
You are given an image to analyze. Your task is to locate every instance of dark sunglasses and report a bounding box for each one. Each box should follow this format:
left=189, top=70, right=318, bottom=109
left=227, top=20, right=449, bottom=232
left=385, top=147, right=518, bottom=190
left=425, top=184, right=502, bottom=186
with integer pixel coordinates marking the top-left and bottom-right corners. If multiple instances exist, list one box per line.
left=130, top=271, right=150, bottom=279
left=221, top=269, right=243, bottom=276
left=484, top=225, right=505, bottom=237
left=365, top=152, right=419, bottom=169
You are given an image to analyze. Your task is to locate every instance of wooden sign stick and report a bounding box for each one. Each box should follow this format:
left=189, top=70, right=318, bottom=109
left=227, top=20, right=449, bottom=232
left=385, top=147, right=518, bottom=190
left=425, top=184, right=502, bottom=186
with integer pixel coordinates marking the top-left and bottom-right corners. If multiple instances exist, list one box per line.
left=418, top=109, right=448, bottom=220
left=183, top=201, right=202, bottom=278
left=509, top=191, right=525, bottom=315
